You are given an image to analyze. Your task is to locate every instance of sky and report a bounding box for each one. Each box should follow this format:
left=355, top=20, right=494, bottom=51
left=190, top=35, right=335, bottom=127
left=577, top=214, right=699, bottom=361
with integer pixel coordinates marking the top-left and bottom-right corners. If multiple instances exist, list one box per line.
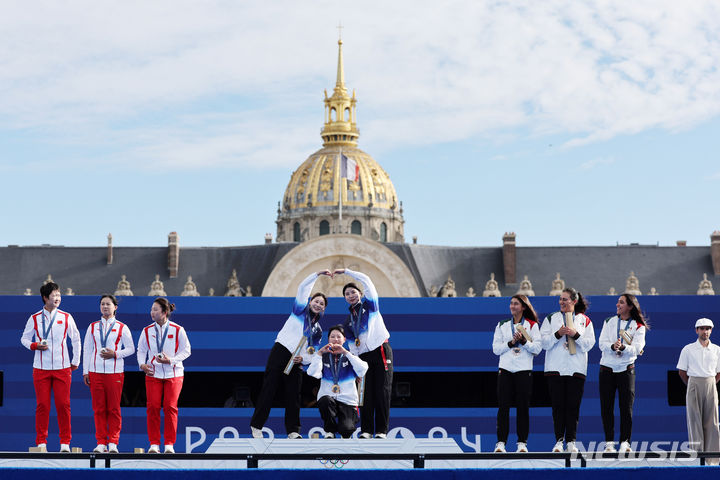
left=1, top=0, right=719, bottom=248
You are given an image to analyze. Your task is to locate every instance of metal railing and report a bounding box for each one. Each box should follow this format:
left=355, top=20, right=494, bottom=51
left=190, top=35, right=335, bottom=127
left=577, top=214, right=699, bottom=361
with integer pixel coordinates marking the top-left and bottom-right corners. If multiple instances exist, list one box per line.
left=0, top=451, right=717, bottom=468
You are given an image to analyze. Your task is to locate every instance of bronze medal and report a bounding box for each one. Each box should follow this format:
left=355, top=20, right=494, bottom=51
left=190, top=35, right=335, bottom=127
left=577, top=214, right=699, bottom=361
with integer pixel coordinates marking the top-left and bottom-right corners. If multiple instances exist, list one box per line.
left=332, top=384, right=341, bottom=393
left=306, top=346, right=315, bottom=355
left=355, top=338, right=361, bottom=347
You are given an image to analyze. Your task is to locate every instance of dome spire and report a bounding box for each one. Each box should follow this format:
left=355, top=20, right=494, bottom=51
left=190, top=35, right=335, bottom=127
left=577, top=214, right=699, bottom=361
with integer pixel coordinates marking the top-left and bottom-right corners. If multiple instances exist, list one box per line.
left=336, top=38, right=345, bottom=89
left=336, top=22, right=345, bottom=89
left=321, top=33, right=359, bottom=147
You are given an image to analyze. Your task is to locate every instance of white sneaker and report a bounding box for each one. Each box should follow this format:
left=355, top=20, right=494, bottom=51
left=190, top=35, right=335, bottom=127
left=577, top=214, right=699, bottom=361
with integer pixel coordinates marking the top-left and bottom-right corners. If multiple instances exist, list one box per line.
left=147, top=444, right=160, bottom=454
left=516, top=442, right=528, bottom=453
left=566, top=441, right=578, bottom=453
left=251, top=427, right=263, bottom=439
left=324, top=432, right=335, bottom=439
left=60, top=444, right=71, bottom=453
left=552, top=441, right=564, bottom=452
left=604, top=441, right=617, bottom=453
left=108, top=443, right=119, bottom=453
left=36, top=443, right=47, bottom=452
left=359, top=432, right=372, bottom=439
left=374, top=433, right=387, bottom=439
left=494, top=441, right=506, bottom=453
left=93, top=444, right=107, bottom=453
left=164, top=445, right=175, bottom=454
left=618, top=441, right=632, bottom=453
left=287, top=432, right=302, bottom=439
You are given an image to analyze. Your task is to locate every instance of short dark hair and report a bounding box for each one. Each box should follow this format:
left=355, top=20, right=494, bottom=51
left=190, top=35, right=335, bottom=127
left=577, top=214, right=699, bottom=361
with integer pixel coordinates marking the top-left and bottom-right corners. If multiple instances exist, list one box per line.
left=342, top=282, right=362, bottom=296
left=40, top=282, right=60, bottom=301
left=328, top=324, right=345, bottom=337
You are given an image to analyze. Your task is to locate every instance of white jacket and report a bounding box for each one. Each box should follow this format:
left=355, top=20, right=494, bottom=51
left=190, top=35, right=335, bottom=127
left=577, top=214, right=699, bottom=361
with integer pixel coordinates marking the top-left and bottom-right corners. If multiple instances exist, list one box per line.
left=492, top=317, right=542, bottom=372
left=598, top=315, right=646, bottom=371
left=307, top=351, right=368, bottom=407
left=83, top=317, right=135, bottom=374
left=137, top=321, right=191, bottom=379
left=21, top=308, right=81, bottom=370
left=541, top=311, right=595, bottom=376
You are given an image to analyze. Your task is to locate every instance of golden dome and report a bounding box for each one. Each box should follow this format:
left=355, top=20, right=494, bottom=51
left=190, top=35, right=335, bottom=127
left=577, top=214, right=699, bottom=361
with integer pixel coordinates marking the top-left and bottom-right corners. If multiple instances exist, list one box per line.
left=276, top=38, right=404, bottom=243
left=282, top=145, right=400, bottom=211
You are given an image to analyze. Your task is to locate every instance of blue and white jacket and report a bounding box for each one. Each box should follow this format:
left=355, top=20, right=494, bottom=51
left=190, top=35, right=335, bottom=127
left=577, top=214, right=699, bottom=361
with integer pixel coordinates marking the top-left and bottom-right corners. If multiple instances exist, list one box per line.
left=308, top=350, right=368, bottom=406
left=342, top=269, right=390, bottom=355
left=275, top=272, right=324, bottom=364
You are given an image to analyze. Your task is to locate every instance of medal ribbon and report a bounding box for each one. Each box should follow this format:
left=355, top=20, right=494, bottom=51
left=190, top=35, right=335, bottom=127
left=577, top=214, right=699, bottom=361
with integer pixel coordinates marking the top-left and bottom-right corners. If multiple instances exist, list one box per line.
left=41, top=310, right=58, bottom=340
left=154, top=323, right=169, bottom=356
left=330, top=353, right=343, bottom=387
left=304, top=312, right=317, bottom=350
left=100, top=319, right=116, bottom=349
left=350, top=303, right=362, bottom=343
left=617, top=317, right=629, bottom=345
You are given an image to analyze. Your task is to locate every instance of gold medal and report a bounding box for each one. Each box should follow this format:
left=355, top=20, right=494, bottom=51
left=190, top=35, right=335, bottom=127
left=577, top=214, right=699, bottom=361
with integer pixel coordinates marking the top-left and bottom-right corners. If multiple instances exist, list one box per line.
left=332, top=384, right=341, bottom=393
left=355, top=338, right=361, bottom=347
left=306, top=346, right=315, bottom=355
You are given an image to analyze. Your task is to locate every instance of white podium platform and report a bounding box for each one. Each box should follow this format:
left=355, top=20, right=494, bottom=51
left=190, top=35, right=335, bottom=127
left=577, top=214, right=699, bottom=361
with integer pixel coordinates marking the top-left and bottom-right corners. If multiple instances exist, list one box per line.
left=205, top=437, right=463, bottom=469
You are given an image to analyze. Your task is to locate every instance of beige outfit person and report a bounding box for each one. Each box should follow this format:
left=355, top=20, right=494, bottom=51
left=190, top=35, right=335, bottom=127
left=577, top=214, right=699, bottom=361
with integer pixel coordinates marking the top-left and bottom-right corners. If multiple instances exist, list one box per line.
left=677, top=318, right=720, bottom=465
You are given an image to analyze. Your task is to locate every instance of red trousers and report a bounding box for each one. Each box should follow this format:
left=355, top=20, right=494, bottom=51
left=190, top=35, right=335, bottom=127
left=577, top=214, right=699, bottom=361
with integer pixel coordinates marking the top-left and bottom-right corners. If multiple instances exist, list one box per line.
left=89, top=372, right=124, bottom=444
left=145, top=375, right=184, bottom=445
left=33, top=367, right=72, bottom=445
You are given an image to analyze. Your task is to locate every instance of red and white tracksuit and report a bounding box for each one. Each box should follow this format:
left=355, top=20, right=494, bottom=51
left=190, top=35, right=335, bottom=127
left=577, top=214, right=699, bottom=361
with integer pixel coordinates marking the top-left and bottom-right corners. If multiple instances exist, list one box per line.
left=83, top=317, right=135, bottom=445
left=136, top=321, right=191, bottom=446
left=21, top=308, right=81, bottom=445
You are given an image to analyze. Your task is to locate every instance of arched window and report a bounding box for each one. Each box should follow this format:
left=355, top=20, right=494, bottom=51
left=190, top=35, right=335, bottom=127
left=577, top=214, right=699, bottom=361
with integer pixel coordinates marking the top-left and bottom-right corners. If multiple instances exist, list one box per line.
left=380, top=222, right=387, bottom=242
left=293, top=222, right=301, bottom=242
left=319, top=220, right=330, bottom=236
left=330, top=108, right=337, bottom=122
left=345, top=108, right=351, bottom=121
left=351, top=220, right=362, bottom=235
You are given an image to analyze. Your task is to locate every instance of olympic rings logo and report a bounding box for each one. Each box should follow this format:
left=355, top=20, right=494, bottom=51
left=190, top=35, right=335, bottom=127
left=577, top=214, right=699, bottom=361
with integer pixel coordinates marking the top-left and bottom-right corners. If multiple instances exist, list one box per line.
left=319, top=459, right=349, bottom=469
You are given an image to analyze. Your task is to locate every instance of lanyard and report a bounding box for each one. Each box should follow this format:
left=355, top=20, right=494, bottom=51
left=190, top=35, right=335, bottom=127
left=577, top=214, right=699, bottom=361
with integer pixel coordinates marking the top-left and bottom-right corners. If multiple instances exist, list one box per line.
left=304, top=312, right=318, bottom=346
left=154, top=323, right=169, bottom=354
left=350, top=303, right=363, bottom=341
left=41, top=310, right=58, bottom=340
left=511, top=318, right=523, bottom=336
left=330, top=353, right=344, bottom=386
left=617, top=317, right=629, bottom=343
left=100, top=319, right=116, bottom=349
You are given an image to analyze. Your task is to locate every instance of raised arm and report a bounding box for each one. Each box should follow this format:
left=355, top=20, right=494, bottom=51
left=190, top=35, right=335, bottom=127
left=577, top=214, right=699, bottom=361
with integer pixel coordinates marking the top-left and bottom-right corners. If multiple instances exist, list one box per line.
left=292, top=271, right=331, bottom=315
left=338, top=268, right=378, bottom=310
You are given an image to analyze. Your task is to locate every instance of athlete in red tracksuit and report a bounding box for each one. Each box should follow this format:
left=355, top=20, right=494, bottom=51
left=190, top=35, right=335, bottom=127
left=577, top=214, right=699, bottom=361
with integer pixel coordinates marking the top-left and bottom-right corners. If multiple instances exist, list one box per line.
left=137, top=298, right=191, bottom=454
left=20, top=282, right=81, bottom=452
left=83, top=294, right=135, bottom=453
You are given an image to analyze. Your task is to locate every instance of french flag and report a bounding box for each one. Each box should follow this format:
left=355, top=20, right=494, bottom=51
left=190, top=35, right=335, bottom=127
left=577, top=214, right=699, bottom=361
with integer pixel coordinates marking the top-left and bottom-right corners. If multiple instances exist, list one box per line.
left=341, top=154, right=359, bottom=182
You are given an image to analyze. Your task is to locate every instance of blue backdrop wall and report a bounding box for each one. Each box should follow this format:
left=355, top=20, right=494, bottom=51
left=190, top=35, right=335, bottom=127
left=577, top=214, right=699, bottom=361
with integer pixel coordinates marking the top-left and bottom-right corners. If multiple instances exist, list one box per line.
left=1, top=294, right=717, bottom=452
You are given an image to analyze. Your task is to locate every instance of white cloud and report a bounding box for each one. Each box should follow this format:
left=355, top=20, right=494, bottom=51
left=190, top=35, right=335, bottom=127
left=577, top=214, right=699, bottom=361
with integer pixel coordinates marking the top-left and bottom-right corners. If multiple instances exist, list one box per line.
left=579, top=156, right=616, bottom=170
left=1, top=0, right=720, bottom=169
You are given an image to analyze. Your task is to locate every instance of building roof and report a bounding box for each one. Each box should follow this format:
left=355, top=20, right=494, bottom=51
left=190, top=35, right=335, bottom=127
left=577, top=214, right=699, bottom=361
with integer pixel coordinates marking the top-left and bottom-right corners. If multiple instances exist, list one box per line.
left=1, top=241, right=713, bottom=296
